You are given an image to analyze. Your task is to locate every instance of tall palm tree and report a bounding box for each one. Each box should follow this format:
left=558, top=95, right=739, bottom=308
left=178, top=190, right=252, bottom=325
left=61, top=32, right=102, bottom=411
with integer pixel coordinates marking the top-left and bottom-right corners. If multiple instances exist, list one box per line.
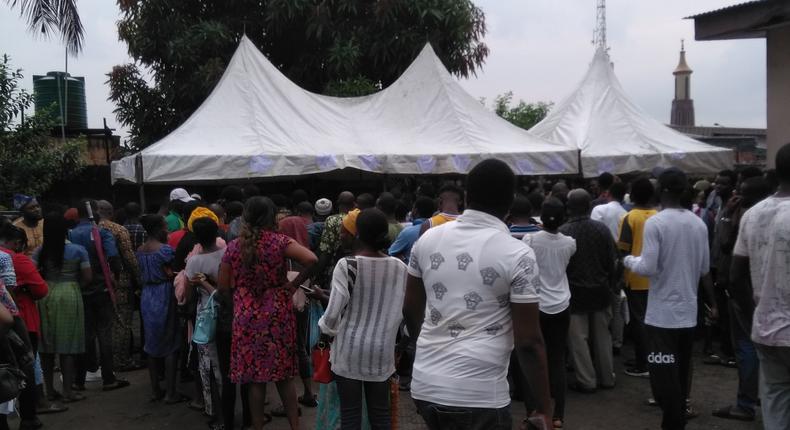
left=6, top=0, right=84, bottom=54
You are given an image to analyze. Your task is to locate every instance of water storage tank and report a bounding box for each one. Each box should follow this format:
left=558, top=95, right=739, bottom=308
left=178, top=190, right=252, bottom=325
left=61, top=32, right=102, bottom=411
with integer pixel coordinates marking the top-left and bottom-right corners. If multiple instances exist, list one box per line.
left=32, top=72, right=88, bottom=129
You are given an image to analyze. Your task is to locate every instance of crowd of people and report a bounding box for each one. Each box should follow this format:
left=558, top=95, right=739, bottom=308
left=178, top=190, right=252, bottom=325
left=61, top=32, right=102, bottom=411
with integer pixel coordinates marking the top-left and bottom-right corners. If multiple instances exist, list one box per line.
left=1, top=143, right=789, bottom=430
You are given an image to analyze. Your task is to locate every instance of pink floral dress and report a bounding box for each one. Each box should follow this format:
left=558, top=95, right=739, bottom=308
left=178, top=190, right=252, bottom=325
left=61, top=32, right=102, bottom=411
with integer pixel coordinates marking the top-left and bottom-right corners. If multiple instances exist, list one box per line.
left=222, top=231, right=297, bottom=383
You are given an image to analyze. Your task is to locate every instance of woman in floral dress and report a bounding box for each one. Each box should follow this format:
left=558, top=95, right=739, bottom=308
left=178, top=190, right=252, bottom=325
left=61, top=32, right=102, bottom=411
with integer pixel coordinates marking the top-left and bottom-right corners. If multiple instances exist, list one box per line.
left=218, top=196, right=317, bottom=430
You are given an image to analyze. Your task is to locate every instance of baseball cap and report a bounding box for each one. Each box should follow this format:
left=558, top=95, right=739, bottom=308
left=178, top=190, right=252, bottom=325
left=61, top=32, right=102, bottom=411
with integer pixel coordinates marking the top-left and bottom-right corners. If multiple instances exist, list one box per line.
left=170, top=188, right=195, bottom=203
left=315, top=198, right=333, bottom=216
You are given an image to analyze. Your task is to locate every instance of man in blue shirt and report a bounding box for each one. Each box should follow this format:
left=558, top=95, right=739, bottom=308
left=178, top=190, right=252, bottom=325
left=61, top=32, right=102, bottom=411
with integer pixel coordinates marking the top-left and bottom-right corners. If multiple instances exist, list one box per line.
left=68, top=200, right=130, bottom=391
left=389, top=197, right=436, bottom=263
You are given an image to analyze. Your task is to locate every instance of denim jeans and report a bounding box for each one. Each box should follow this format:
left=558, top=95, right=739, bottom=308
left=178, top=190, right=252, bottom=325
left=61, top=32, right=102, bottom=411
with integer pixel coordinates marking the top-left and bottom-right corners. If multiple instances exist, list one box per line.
left=414, top=399, right=512, bottom=430
left=755, top=343, right=790, bottom=430
left=728, top=299, right=758, bottom=413
left=334, top=373, right=391, bottom=430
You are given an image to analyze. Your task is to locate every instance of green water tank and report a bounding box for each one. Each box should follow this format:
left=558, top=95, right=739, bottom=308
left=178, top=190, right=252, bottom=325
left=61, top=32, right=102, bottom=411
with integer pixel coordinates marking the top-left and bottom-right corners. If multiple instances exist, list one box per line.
left=33, top=71, right=88, bottom=129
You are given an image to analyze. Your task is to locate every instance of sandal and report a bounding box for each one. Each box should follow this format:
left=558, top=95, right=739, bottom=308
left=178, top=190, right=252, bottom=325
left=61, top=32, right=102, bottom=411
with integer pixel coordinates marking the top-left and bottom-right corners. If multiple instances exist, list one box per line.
left=712, top=405, right=755, bottom=421
left=62, top=393, right=87, bottom=403
left=298, top=395, right=318, bottom=407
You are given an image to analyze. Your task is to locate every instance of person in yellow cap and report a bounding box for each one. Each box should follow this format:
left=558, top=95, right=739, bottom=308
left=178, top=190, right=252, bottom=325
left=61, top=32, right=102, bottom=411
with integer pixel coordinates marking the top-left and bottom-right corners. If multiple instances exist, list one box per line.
left=341, top=208, right=361, bottom=248
left=188, top=207, right=220, bottom=232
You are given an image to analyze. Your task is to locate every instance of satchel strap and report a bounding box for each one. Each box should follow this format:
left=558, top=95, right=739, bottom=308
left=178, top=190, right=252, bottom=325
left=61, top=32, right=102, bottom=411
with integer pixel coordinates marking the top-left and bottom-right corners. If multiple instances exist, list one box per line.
left=346, top=256, right=357, bottom=295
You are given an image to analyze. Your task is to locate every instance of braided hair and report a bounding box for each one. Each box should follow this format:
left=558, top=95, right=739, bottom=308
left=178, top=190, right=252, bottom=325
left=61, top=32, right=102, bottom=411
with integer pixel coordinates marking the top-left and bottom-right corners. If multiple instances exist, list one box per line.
left=239, top=196, right=277, bottom=268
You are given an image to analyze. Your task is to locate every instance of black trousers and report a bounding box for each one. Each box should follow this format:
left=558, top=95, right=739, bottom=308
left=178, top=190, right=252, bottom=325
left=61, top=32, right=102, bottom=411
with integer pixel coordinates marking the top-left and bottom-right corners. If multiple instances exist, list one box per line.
left=11, top=317, right=37, bottom=421
left=415, top=399, right=512, bottom=430
left=216, top=328, right=250, bottom=429
left=334, top=373, right=391, bottom=430
left=75, top=292, right=117, bottom=385
left=626, top=289, right=649, bottom=370
left=521, top=309, right=570, bottom=419
left=646, top=325, right=694, bottom=430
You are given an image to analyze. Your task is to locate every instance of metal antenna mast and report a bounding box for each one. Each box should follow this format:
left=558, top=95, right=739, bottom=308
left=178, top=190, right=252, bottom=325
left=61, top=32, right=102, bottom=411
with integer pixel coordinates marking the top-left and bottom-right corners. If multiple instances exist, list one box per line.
left=593, top=0, right=607, bottom=51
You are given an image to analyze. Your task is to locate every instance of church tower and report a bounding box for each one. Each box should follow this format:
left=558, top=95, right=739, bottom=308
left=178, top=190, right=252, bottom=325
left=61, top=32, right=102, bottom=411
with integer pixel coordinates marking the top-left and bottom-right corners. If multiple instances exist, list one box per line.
left=671, top=40, right=695, bottom=126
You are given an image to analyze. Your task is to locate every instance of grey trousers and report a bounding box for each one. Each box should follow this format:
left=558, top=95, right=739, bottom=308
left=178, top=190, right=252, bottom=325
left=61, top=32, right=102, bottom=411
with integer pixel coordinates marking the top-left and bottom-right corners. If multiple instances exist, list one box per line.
left=755, top=344, right=790, bottom=430
left=568, top=307, right=615, bottom=389
left=610, top=293, right=625, bottom=349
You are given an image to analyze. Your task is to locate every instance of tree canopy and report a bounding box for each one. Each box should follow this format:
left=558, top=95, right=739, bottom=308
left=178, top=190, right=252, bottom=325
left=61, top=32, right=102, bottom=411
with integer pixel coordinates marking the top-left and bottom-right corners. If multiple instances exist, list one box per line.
left=108, top=0, right=489, bottom=150
left=0, top=55, right=83, bottom=205
left=487, top=91, right=552, bottom=131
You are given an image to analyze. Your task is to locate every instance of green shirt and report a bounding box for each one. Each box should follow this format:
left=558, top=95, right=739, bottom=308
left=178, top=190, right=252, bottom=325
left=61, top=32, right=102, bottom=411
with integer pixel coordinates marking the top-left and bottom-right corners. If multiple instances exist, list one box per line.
left=165, top=211, right=184, bottom=233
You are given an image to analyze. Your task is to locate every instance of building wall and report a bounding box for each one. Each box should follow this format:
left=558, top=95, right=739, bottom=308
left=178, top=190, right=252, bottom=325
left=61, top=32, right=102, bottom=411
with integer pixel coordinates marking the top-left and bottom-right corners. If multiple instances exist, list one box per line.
left=767, top=25, right=790, bottom=168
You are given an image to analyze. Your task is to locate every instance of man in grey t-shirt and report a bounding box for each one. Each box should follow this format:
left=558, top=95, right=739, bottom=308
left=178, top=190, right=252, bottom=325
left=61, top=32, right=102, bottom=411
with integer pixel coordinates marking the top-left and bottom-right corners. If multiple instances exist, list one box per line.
left=624, top=169, right=718, bottom=430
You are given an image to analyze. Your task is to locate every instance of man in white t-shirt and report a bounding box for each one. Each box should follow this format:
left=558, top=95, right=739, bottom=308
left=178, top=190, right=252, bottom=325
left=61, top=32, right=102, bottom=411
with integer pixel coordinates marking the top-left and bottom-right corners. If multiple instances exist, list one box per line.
left=591, top=182, right=628, bottom=240
left=731, top=143, right=790, bottom=429
left=624, top=168, right=718, bottom=430
left=404, top=159, right=552, bottom=430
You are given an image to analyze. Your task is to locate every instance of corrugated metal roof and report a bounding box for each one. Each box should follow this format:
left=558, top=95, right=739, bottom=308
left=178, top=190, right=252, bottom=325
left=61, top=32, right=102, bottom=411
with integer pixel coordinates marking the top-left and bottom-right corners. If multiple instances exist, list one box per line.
left=685, top=0, right=766, bottom=19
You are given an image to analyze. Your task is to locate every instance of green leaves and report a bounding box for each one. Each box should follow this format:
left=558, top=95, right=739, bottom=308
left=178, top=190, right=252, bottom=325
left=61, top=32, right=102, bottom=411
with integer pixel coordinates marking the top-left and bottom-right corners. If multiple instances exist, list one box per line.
left=488, top=91, right=553, bottom=131
left=5, top=0, right=85, bottom=54
left=108, top=0, right=489, bottom=151
left=0, top=55, right=84, bottom=205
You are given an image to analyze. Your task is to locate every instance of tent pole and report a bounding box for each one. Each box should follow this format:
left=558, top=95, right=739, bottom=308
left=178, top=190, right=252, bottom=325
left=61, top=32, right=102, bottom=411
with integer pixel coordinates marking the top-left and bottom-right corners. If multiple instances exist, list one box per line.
left=577, top=149, right=584, bottom=178
left=135, top=153, right=146, bottom=211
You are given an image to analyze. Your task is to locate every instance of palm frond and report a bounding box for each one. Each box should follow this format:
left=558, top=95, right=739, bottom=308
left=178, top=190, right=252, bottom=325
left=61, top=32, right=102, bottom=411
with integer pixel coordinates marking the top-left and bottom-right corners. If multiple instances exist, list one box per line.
left=5, top=0, right=84, bottom=54
left=55, top=0, right=84, bottom=54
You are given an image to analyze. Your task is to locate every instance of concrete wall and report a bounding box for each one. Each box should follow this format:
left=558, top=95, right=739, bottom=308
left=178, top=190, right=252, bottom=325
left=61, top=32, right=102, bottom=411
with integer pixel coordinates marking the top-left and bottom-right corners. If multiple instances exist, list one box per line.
left=767, top=26, right=790, bottom=168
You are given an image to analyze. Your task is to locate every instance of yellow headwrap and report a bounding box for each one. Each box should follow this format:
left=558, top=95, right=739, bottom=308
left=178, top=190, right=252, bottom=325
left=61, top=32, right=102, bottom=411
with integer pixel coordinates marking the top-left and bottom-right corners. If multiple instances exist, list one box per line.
left=187, top=207, right=219, bottom=232
left=342, top=209, right=361, bottom=236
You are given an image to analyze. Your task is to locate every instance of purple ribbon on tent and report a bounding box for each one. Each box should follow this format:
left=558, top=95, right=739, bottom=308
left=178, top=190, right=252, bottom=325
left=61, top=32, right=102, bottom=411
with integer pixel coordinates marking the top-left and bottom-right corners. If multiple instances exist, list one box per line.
left=548, top=155, right=567, bottom=174
left=417, top=155, right=436, bottom=173
left=316, top=155, right=338, bottom=171
left=452, top=154, right=471, bottom=172
left=669, top=151, right=686, bottom=160
left=598, top=159, right=616, bottom=175
left=516, top=159, right=534, bottom=175
left=358, top=155, right=381, bottom=171
left=249, top=155, right=274, bottom=174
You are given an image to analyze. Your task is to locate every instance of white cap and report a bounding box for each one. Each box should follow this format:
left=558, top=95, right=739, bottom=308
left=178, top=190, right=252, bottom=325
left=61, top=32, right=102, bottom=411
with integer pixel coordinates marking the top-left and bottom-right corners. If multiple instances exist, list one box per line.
left=170, top=188, right=195, bottom=203
left=191, top=193, right=203, bottom=201
left=315, top=198, right=333, bottom=216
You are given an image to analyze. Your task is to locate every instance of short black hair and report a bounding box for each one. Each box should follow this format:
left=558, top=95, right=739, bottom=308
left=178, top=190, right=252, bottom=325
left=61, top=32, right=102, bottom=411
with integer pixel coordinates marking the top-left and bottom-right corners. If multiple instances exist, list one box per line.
left=438, top=183, right=464, bottom=201
left=776, top=143, right=790, bottom=184
left=356, top=193, right=376, bottom=210
left=270, top=194, right=288, bottom=209
left=124, top=202, right=142, bottom=219
left=718, top=169, right=738, bottom=185
left=192, top=217, right=219, bottom=248
left=598, top=172, right=615, bottom=190
left=659, top=168, right=688, bottom=197
left=541, top=197, right=566, bottom=231
left=509, top=195, right=533, bottom=218
left=182, top=201, right=203, bottom=223
left=394, top=201, right=409, bottom=222
left=630, top=177, right=655, bottom=206
left=417, top=182, right=436, bottom=199
left=225, top=200, right=244, bottom=219
left=609, top=182, right=627, bottom=201
left=356, top=208, right=390, bottom=251
left=414, top=196, right=437, bottom=219
left=526, top=191, right=544, bottom=214
left=220, top=185, right=245, bottom=202
left=295, top=201, right=314, bottom=216
left=140, top=214, right=166, bottom=237
left=376, top=192, right=397, bottom=216
left=739, top=166, right=763, bottom=181
left=242, top=184, right=261, bottom=199
left=291, top=189, right=310, bottom=207
left=467, top=159, right=516, bottom=218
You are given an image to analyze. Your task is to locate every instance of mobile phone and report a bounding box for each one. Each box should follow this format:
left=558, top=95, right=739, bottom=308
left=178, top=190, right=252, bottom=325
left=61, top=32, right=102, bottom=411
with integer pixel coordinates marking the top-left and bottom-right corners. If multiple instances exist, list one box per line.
left=299, top=284, right=315, bottom=293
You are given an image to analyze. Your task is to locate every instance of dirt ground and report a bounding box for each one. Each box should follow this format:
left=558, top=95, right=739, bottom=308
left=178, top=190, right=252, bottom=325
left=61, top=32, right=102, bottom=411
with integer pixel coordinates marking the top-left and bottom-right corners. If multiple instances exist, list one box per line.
left=10, top=343, right=762, bottom=430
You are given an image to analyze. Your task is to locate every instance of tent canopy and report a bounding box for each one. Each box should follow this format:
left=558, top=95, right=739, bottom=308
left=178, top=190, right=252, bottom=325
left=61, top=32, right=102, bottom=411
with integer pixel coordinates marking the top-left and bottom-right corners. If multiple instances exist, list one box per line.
left=112, top=36, right=578, bottom=184
left=530, top=48, right=733, bottom=178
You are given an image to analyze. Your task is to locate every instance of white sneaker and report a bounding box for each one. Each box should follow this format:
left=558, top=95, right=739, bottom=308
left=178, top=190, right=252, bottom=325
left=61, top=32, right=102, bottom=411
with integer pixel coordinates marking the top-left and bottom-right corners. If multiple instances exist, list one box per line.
left=85, top=370, right=102, bottom=382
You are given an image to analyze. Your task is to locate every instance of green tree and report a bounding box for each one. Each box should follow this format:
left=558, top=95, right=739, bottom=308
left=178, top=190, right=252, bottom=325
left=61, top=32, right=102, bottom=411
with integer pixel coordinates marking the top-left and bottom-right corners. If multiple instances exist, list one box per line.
left=488, top=91, right=552, bottom=130
left=5, top=0, right=84, bottom=54
left=0, top=55, right=83, bottom=205
left=108, top=0, right=489, bottom=150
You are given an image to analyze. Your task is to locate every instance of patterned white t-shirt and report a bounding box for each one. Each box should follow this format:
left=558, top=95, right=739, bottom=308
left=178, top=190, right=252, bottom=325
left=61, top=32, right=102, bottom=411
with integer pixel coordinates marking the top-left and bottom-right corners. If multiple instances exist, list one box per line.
left=733, top=196, right=790, bottom=347
left=408, top=209, right=540, bottom=408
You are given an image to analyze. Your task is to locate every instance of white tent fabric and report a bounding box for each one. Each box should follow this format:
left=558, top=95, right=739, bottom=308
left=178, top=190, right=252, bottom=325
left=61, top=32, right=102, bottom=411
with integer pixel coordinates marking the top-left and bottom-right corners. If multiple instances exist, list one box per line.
left=112, top=36, right=578, bottom=184
left=530, top=48, right=733, bottom=178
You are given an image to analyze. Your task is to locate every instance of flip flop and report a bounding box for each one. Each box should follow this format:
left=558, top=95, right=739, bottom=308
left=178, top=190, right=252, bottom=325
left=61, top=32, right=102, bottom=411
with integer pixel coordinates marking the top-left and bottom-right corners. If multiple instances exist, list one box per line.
left=165, top=394, right=191, bottom=405
left=36, top=403, right=69, bottom=414
left=62, top=393, right=87, bottom=403
left=712, top=405, right=755, bottom=421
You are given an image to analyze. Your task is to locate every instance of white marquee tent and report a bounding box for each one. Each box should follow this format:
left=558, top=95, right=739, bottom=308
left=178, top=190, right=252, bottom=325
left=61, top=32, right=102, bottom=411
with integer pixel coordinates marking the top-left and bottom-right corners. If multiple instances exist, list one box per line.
left=112, top=36, right=579, bottom=184
left=530, top=48, right=733, bottom=178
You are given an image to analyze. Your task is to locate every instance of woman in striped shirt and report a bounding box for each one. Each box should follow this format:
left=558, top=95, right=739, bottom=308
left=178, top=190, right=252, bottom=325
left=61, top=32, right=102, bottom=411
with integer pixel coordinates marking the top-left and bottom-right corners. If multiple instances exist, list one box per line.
left=319, top=208, right=407, bottom=430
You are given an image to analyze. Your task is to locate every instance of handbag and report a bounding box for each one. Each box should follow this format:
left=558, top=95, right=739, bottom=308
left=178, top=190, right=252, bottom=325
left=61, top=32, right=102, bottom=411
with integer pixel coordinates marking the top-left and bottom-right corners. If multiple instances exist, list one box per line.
left=192, top=291, right=218, bottom=345
left=311, top=257, right=357, bottom=384
left=0, top=364, right=26, bottom=403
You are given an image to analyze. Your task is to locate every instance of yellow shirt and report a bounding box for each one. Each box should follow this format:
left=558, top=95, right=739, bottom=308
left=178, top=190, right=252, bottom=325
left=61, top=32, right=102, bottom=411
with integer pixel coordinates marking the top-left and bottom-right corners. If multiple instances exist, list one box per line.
left=617, top=208, right=657, bottom=291
left=12, top=218, right=44, bottom=256
left=428, top=213, right=459, bottom=228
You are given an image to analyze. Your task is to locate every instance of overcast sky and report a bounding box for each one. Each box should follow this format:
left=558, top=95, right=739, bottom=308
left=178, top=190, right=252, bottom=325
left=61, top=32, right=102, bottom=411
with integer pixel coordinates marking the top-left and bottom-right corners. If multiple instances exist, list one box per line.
left=0, top=0, right=766, bottom=142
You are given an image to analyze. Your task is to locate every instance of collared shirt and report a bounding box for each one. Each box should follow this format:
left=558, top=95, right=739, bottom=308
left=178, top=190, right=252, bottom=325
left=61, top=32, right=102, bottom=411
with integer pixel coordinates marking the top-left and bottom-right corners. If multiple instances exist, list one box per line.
left=388, top=218, right=425, bottom=262
left=558, top=216, right=617, bottom=313
left=591, top=201, right=627, bottom=240
left=733, top=196, right=790, bottom=347
left=624, top=209, right=709, bottom=329
left=68, top=220, right=119, bottom=293
left=124, top=221, right=147, bottom=252
left=408, top=209, right=539, bottom=408
left=12, top=218, right=44, bottom=256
